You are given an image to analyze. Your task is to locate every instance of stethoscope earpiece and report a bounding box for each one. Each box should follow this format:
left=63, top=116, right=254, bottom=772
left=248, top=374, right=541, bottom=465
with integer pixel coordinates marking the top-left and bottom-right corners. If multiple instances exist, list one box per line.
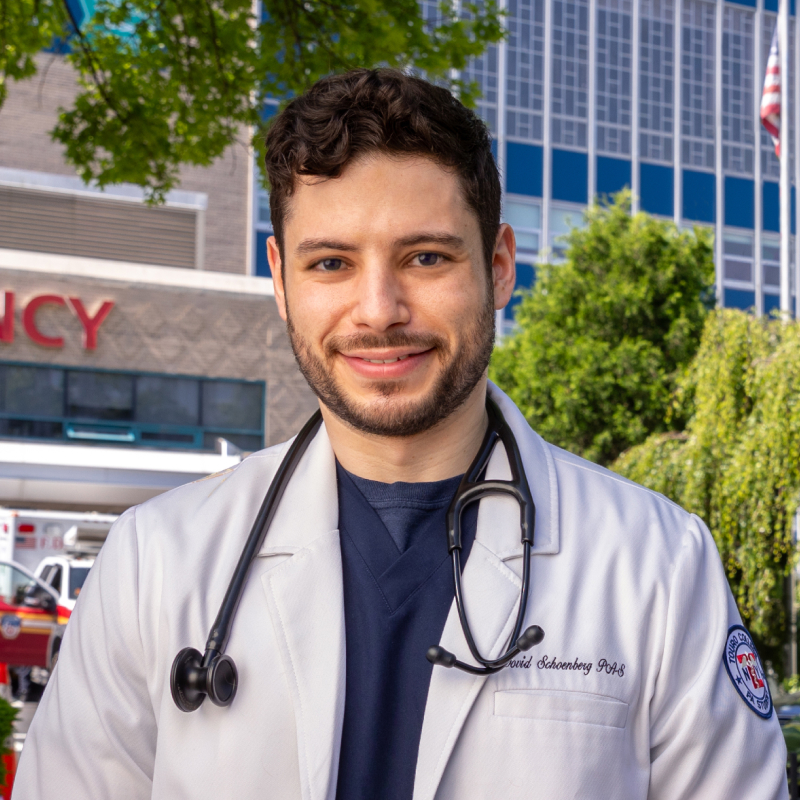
left=516, top=625, right=545, bottom=651
left=171, top=647, right=239, bottom=712
left=426, top=646, right=457, bottom=668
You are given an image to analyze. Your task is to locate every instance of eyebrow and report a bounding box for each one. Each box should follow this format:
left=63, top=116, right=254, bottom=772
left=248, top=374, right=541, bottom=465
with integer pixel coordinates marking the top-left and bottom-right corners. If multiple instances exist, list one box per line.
left=295, top=238, right=359, bottom=255
left=394, top=233, right=467, bottom=250
left=295, top=232, right=467, bottom=256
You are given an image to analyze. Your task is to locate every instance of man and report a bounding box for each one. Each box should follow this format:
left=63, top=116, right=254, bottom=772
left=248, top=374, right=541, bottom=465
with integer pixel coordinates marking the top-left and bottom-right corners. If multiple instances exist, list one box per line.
left=14, top=70, right=787, bottom=799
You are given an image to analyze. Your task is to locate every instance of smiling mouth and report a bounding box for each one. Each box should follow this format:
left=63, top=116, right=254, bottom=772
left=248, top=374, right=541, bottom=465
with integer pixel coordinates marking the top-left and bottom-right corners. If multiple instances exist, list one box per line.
left=360, top=355, right=412, bottom=364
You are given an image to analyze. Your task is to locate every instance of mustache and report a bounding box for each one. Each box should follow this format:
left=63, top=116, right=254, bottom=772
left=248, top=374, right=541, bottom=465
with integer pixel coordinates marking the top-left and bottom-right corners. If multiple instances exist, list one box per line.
left=325, top=330, right=447, bottom=357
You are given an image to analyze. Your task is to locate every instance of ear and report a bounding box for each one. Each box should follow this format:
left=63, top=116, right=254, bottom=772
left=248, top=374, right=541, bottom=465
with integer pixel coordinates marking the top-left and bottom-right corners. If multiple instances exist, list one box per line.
left=492, top=223, right=516, bottom=311
left=267, top=236, right=288, bottom=322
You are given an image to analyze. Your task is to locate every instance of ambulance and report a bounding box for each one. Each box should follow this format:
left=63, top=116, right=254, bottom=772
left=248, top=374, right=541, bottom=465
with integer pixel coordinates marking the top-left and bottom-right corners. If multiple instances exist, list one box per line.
left=0, top=509, right=117, bottom=575
left=0, top=509, right=117, bottom=669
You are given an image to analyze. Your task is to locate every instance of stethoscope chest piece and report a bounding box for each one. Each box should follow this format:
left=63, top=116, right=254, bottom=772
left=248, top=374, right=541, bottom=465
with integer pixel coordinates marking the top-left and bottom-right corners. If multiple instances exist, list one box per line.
left=171, top=647, right=238, bottom=712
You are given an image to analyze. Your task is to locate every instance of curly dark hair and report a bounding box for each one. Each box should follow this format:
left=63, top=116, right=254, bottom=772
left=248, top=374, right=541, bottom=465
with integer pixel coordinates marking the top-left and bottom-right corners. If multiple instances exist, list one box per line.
left=264, top=68, right=501, bottom=273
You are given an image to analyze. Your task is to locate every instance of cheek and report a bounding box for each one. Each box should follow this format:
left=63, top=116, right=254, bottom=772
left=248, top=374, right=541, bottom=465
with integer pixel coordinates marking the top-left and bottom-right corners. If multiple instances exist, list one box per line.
left=286, top=281, right=346, bottom=339
left=410, top=272, right=488, bottom=326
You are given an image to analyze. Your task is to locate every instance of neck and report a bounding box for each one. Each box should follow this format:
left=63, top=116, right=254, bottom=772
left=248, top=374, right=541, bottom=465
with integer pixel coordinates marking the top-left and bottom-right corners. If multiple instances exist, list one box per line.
left=321, top=378, right=489, bottom=483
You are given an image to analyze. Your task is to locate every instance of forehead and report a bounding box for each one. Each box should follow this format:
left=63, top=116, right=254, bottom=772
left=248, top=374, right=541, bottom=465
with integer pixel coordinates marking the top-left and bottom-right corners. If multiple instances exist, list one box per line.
left=282, top=155, right=479, bottom=247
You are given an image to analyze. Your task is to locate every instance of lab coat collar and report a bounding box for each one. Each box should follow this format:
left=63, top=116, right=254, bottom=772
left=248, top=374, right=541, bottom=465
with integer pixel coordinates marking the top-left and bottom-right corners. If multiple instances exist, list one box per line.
left=255, top=381, right=558, bottom=561
left=257, top=422, right=344, bottom=800
left=483, top=381, right=560, bottom=559
left=256, top=419, right=339, bottom=557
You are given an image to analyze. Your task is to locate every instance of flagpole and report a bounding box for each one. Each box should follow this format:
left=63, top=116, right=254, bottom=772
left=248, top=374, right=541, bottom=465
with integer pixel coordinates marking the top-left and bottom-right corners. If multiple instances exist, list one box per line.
left=780, top=0, right=791, bottom=318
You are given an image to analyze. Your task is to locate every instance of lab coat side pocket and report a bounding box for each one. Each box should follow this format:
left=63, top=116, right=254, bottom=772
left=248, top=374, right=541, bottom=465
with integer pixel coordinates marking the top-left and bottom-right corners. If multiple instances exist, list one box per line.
left=494, top=689, right=629, bottom=729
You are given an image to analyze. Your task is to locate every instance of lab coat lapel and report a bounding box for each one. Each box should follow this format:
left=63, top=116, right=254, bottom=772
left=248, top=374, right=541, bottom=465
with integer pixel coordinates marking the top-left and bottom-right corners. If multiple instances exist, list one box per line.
left=413, top=382, right=559, bottom=800
left=259, top=423, right=345, bottom=800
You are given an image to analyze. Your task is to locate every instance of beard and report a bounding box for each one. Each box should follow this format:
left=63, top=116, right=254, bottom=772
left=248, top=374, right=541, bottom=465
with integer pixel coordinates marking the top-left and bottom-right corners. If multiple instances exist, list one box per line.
left=285, top=297, right=496, bottom=438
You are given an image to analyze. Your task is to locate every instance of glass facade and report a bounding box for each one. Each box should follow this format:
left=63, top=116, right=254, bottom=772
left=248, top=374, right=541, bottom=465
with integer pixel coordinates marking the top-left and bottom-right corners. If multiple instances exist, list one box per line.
left=681, top=0, right=716, bottom=170
left=596, top=0, right=633, bottom=156
left=0, top=363, right=265, bottom=452
left=461, top=0, right=800, bottom=321
left=551, top=0, right=590, bottom=148
left=722, top=5, right=755, bottom=176
left=506, top=0, right=546, bottom=141
left=640, top=0, right=675, bottom=164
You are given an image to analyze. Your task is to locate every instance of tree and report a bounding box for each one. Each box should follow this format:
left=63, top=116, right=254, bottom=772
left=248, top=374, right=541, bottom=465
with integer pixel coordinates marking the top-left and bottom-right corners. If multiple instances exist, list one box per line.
left=614, top=310, right=800, bottom=670
left=0, top=0, right=503, bottom=201
left=490, top=192, right=715, bottom=466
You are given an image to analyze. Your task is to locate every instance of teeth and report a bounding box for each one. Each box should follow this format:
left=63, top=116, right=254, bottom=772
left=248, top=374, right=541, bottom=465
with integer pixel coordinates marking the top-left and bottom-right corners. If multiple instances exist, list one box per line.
left=362, top=355, right=411, bottom=364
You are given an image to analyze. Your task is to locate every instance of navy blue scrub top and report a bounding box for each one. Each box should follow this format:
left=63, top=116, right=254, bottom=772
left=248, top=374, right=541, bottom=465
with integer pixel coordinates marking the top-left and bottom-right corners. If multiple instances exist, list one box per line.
left=334, top=463, right=478, bottom=800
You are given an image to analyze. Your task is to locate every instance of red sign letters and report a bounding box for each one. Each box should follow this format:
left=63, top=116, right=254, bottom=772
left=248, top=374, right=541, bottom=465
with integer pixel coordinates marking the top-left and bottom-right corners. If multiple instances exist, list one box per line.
left=0, top=292, right=115, bottom=351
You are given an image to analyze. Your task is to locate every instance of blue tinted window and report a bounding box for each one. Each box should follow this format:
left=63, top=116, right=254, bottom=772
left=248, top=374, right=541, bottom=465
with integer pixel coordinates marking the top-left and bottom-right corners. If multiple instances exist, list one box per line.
left=723, top=288, right=755, bottom=310
left=724, top=177, right=754, bottom=229
left=552, top=150, right=588, bottom=204
left=763, top=293, right=780, bottom=315
left=256, top=231, right=271, bottom=277
left=640, top=163, right=674, bottom=217
left=596, top=156, right=631, bottom=198
left=506, top=142, right=543, bottom=197
left=682, top=170, right=715, bottom=223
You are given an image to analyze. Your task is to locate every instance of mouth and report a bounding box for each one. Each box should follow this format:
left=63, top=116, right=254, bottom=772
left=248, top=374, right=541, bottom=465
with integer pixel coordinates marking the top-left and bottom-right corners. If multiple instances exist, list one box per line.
left=339, top=348, right=435, bottom=379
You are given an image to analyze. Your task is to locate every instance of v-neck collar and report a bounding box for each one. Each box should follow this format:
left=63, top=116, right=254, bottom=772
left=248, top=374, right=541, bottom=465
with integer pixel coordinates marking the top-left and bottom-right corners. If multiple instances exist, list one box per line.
left=336, top=464, right=454, bottom=614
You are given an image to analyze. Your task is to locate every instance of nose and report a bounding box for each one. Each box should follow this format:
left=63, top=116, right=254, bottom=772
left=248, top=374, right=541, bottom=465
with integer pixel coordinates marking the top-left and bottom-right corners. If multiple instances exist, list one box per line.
left=349, top=262, right=410, bottom=331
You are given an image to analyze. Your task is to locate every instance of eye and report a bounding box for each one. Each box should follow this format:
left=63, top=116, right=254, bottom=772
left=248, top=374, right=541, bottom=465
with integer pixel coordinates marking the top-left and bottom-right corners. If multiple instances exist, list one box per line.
left=314, top=258, right=345, bottom=272
left=415, top=252, right=442, bottom=267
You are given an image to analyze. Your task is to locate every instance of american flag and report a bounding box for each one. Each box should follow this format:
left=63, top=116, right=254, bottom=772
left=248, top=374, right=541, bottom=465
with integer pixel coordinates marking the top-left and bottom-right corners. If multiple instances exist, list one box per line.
left=761, top=23, right=782, bottom=156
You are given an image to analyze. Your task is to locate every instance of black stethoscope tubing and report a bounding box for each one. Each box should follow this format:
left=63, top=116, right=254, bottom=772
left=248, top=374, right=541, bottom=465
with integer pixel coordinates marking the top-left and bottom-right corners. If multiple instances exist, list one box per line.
left=171, top=409, right=323, bottom=712
left=426, top=398, right=544, bottom=675
left=171, top=396, right=543, bottom=712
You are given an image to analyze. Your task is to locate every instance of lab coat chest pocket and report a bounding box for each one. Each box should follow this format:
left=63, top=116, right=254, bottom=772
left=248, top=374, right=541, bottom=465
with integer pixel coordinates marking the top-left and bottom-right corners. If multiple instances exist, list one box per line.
left=494, top=688, right=629, bottom=728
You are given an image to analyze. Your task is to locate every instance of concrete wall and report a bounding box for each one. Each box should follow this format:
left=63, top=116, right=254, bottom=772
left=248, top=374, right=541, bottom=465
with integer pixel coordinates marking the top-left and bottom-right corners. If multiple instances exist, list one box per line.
left=0, top=54, right=251, bottom=276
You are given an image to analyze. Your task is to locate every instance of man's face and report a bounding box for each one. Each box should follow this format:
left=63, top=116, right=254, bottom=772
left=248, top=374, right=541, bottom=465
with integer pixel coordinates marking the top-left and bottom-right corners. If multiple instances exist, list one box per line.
left=269, top=154, right=514, bottom=438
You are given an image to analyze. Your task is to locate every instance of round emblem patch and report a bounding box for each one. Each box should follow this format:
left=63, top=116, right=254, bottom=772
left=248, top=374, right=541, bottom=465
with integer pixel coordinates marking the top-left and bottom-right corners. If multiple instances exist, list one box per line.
left=723, top=624, right=772, bottom=719
left=0, top=615, right=21, bottom=641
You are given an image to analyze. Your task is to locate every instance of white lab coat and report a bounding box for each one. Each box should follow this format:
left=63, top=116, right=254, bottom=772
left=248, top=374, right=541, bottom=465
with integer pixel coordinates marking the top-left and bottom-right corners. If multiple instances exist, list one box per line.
left=13, top=384, right=788, bottom=799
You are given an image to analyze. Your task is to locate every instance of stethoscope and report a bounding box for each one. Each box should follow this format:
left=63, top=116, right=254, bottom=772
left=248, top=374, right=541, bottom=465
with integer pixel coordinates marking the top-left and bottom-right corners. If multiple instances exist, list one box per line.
left=171, top=396, right=545, bottom=712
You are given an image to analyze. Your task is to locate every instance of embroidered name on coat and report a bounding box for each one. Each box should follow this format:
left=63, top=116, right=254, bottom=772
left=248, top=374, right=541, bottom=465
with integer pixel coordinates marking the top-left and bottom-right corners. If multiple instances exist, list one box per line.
left=536, top=655, right=626, bottom=677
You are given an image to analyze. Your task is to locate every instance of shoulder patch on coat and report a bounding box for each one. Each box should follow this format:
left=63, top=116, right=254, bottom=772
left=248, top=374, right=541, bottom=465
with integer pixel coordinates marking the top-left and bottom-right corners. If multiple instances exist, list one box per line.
left=723, top=625, right=773, bottom=719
